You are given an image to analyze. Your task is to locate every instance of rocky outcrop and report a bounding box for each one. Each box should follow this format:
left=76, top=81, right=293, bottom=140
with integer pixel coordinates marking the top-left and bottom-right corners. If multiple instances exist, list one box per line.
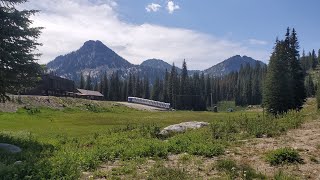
left=0, top=143, right=22, bottom=153
left=159, top=121, right=209, bottom=136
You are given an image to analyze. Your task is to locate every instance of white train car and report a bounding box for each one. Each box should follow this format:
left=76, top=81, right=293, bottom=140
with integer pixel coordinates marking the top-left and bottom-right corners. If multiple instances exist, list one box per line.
left=128, top=97, right=170, bottom=109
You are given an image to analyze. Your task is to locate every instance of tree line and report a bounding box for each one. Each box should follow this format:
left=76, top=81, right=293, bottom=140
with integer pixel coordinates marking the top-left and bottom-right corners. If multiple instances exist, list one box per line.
left=79, top=60, right=266, bottom=111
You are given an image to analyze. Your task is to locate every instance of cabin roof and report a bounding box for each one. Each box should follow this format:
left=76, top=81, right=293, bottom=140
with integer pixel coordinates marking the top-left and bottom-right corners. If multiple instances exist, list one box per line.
left=76, top=89, right=104, bottom=97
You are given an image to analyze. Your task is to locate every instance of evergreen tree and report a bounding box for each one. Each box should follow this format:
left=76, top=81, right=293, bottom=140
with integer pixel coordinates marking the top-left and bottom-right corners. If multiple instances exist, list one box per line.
left=289, top=28, right=306, bottom=110
left=134, top=75, right=142, bottom=98
left=93, top=81, right=98, bottom=91
left=169, top=64, right=179, bottom=108
left=317, top=79, right=320, bottom=109
left=143, top=77, right=150, bottom=99
left=102, top=73, right=108, bottom=100
left=162, top=69, right=170, bottom=102
left=127, top=73, right=134, bottom=97
left=179, top=60, right=189, bottom=109
left=318, top=49, right=320, bottom=64
left=86, top=73, right=92, bottom=90
left=121, top=80, right=128, bottom=101
left=109, top=71, right=121, bottom=100
left=305, top=74, right=315, bottom=97
left=263, top=40, right=291, bottom=115
left=151, top=77, right=161, bottom=101
left=79, top=72, right=85, bottom=89
left=0, top=0, right=42, bottom=102
left=311, top=49, right=317, bottom=69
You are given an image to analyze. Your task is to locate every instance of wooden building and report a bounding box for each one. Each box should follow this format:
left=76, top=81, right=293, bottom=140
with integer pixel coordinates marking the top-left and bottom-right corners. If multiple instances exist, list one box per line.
left=75, top=89, right=104, bottom=100
left=24, top=74, right=75, bottom=96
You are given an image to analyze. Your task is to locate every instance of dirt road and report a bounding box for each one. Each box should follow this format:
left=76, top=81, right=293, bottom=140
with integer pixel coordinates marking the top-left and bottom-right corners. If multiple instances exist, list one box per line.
left=117, top=102, right=168, bottom=111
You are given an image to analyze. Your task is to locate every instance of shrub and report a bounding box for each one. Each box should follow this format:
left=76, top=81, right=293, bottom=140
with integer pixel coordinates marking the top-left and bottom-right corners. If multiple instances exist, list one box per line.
left=215, top=159, right=266, bottom=180
left=147, top=163, right=189, bottom=180
left=216, top=159, right=237, bottom=172
left=266, top=148, right=303, bottom=166
left=274, top=171, right=298, bottom=180
left=24, top=106, right=41, bottom=115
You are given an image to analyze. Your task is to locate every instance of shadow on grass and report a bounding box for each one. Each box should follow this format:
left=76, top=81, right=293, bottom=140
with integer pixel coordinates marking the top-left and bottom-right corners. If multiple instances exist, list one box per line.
left=0, top=134, right=55, bottom=179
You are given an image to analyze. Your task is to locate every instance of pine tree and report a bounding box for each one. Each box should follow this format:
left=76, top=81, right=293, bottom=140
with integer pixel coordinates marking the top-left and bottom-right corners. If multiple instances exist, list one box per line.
left=127, top=73, right=134, bottom=97
left=93, top=81, right=98, bottom=91
left=162, top=69, right=170, bottom=102
left=0, top=0, right=42, bottom=102
left=289, top=28, right=306, bottom=110
left=143, top=77, right=150, bottom=99
left=179, top=60, right=189, bottom=109
left=263, top=40, right=291, bottom=115
left=317, top=79, right=320, bottom=109
left=86, top=73, right=92, bottom=90
left=311, top=49, right=317, bottom=69
left=151, top=77, right=161, bottom=101
left=305, top=75, right=315, bottom=97
left=169, top=64, right=178, bottom=108
left=79, top=72, right=85, bottom=89
left=318, top=49, right=320, bottom=64
left=102, top=73, right=108, bottom=100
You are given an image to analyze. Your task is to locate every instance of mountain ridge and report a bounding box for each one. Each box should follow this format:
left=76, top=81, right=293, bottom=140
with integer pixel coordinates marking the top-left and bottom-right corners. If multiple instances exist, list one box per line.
left=46, top=40, right=265, bottom=82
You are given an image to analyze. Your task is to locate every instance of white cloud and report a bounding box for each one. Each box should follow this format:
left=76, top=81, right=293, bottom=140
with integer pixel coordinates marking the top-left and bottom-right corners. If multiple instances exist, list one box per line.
left=146, top=3, right=161, bottom=12
left=20, top=0, right=269, bottom=70
left=166, top=1, right=180, bottom=14
left=248, top=38, right=268, bottom=45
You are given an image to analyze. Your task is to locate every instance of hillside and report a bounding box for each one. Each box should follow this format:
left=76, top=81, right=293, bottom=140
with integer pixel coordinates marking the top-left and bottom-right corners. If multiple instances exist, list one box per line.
left=47, top=40, right=133, bottom=81
left=204, top=55, right=266, bottom=76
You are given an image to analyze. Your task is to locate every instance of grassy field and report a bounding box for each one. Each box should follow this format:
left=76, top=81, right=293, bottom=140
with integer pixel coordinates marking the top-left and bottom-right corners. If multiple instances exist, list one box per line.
left=0, top=98, right=315, bottom=179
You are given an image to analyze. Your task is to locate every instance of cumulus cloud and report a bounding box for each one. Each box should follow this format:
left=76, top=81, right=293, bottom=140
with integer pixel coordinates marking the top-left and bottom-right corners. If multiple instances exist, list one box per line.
left=248, top=38, right=268, bottom=45
left=166, top=1, right=180, bottom=14
left=20, top=0, right=268, bottom=70
left=146, top=3, right=161, bottom=12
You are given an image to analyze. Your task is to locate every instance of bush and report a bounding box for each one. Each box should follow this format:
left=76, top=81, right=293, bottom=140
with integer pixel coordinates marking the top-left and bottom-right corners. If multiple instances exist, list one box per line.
left=274, top=171, right=298, bottom=180
left=266, top=148, right=303, bottom=166
left=24, top=106, right=41, bottom=115
left=147, top=163, right=189, bottom=180
left=215, top=159, right=266, bottom=180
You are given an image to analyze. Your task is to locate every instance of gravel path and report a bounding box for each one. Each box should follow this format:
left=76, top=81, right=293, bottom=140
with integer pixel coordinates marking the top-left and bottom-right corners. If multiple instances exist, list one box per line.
left=117, top=102, right=168, bottom=111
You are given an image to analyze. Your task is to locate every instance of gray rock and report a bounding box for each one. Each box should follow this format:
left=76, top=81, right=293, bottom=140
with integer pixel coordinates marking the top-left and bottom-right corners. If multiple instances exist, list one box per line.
left=159, top=121, right=209, bottom=136
left=14, top=161, right=23, bottom=165
left=0, top=143, right=22, bottom=153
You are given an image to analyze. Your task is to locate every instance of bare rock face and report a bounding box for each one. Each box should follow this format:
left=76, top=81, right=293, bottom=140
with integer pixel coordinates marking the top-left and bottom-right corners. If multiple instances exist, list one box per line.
left=159, top=121, right=209, bottom=136
left=0, top=143, right=22, bottom=153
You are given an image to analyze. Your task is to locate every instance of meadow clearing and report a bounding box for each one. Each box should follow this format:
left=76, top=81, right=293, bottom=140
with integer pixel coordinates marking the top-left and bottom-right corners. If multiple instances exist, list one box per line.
left=0, top=97, right=319, bottom=179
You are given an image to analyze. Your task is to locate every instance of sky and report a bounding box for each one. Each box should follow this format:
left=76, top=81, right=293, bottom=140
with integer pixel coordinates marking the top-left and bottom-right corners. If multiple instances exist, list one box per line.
left=21, top=0, right=320, bottom=70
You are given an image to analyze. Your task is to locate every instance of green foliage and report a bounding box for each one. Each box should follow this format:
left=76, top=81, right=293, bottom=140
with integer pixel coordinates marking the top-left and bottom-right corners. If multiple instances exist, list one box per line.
left=216, top=101, right=245, bottom=112
left=215, top=159, right=266, bottom=180
left=0, top=0, right=42, bottom=102
left=0, top=101, right=308, bottom=179
left=305, top=74, right=315, bottom=97
left=274, top=171, right=299, bottom=180
left=147, top=163, right=189, bottom=180
left=317, top=80, right=320, bottom=109
left=84, top=103, right=101, bottom=113
left=263, top=28, right=306, bottom=115
left=266, top=148, right=303, bottom=166
left=24, top=106, right=41, bottom=115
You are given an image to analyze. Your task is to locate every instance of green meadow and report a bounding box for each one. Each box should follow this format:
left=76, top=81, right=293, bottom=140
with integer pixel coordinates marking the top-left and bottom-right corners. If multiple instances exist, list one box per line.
left=0, top=99, right=313, bottom=179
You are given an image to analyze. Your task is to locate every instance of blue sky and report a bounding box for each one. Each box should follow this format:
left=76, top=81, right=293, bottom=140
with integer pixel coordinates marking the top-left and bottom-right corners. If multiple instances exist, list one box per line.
left=118, top=0, right=320, bottom=52
left=23, top=0, right=320, bottom=70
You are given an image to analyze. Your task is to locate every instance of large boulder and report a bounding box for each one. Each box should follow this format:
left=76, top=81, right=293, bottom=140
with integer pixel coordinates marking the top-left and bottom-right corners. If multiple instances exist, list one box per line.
left=0, top=143, right=22, bottom=153
left=159, top=121, right=209, bottom=136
